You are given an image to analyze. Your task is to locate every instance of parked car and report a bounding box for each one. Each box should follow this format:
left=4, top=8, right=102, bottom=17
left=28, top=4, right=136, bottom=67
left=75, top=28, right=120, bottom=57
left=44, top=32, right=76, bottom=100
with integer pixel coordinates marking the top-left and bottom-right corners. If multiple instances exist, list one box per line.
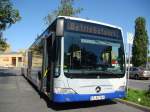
left=129, top=67, right=150, bottom=80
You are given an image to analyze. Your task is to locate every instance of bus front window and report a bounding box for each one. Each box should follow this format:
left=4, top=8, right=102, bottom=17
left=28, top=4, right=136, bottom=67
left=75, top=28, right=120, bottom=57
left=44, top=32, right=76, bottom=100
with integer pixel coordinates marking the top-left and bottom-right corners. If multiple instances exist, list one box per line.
left=64, top=32, right=125, bottom=78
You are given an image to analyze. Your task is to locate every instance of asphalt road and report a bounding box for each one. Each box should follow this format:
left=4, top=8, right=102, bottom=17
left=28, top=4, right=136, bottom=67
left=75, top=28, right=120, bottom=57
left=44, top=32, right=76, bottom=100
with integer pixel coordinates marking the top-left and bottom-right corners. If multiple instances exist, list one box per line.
left=0, top=68, right=145, bottom=112
left=128, top=79, right=150, bottom=90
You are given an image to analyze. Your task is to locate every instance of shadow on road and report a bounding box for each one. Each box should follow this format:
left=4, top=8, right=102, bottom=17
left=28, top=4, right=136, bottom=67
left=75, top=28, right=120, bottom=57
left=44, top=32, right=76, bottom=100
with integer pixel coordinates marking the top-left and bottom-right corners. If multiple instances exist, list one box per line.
left=0, top=72, right=19, bottom=77
left=0, top=68, right=21, bottom=77
left=39, top=92, right=117, bottom=111
left=46, top=100, right=117, bottom=111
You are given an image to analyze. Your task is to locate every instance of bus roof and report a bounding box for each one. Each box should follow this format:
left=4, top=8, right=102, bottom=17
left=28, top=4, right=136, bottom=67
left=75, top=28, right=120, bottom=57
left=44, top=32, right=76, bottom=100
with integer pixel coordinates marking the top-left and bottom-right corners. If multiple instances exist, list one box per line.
left=57, top=16, right=122, bottom=30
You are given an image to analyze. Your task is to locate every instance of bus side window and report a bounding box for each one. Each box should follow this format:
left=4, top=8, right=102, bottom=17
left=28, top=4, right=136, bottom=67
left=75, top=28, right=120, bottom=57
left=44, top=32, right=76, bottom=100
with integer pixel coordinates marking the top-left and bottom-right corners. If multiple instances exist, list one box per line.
left=28, top=51, right=32, bottom=68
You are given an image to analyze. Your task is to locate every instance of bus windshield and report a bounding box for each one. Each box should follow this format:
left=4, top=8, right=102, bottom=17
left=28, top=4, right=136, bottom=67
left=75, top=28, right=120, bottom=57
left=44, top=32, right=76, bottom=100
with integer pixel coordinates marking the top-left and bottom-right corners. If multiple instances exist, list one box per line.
left=64, top=31, right=125, bottom=78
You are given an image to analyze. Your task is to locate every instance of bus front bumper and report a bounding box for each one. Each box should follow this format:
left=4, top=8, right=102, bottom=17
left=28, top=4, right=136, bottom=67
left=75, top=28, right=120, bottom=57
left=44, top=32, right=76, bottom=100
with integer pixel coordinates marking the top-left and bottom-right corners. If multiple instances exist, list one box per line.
left=53, top=91, right=125, bottom=103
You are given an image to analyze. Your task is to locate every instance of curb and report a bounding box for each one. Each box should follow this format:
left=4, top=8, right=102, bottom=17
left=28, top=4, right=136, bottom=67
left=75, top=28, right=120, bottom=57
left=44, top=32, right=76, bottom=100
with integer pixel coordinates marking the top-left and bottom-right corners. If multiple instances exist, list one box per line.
left=115, top=99, right=150, bottom=112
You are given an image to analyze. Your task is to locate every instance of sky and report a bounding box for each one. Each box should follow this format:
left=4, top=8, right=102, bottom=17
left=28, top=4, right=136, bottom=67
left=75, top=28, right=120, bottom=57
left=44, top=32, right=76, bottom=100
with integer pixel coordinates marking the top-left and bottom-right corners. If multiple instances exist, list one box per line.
left=3, top=0, right=150, bottom=52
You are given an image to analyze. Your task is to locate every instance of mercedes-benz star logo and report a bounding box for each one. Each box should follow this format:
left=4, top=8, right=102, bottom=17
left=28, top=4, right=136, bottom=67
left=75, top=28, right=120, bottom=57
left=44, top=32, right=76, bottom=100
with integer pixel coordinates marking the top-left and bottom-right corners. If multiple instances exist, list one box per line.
left=95, top=86, right=101, bottom=93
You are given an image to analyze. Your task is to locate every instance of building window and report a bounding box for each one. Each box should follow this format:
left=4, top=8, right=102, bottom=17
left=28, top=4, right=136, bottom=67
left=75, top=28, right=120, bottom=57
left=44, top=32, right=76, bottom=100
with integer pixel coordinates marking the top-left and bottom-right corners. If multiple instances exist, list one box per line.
left=18, top=57, right=22, bottom=62
left=12, top=57, right=16, bottom=66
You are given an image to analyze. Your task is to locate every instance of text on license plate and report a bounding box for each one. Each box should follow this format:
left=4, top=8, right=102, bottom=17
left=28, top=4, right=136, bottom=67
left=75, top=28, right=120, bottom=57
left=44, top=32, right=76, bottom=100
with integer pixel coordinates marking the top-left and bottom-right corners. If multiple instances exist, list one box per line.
left=90, top=95, right=105, bottom=101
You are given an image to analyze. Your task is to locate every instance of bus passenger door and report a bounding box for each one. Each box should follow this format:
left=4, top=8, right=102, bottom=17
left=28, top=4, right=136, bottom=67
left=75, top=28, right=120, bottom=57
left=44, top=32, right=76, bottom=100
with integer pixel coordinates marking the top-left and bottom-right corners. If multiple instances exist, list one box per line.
left=42, top=33, right=54, bottom=100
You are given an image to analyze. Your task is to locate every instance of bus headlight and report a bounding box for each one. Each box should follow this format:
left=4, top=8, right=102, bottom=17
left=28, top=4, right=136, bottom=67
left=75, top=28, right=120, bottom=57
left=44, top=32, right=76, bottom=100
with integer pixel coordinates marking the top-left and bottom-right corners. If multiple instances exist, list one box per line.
left=54, top=87, right=76, bottom=94
left=117, top=86, right=126, bottom=91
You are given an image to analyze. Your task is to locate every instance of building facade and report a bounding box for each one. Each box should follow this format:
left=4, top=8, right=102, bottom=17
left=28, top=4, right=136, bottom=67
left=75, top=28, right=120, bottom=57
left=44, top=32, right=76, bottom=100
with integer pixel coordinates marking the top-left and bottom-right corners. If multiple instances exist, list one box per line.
left=0, top=52, right=24, bottom=67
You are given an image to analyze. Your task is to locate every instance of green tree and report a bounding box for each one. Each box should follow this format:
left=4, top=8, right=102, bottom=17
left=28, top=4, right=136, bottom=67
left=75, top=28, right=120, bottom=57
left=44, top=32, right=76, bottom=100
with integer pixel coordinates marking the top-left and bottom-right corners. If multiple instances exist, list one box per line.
left=45, top=0, right=83, bottom=25
left=0, top=0, right=21, bottom=30
left=0, top=0, right=21, bottom=51
left=132, top=17, right=149, bottom=67
left=0, top=32, right=8, bottom=51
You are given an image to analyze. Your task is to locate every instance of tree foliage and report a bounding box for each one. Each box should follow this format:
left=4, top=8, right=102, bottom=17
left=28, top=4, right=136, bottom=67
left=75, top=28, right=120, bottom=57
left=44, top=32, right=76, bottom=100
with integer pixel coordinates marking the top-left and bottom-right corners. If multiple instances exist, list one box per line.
left=0, top=0, right=21, bottom=51
left=0, top=32, right=8, bottom=51
left=0, top=0, right=21, bottom=30
left=132, top=17, right=149, bottom=67
left=45, top=0, right=83, bottom=25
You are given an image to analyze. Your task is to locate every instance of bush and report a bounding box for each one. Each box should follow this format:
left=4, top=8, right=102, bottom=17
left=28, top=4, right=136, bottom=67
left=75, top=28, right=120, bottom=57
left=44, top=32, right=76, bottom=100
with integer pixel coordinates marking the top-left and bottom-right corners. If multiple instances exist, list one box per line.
left=124, top=88, right=150, bottom=107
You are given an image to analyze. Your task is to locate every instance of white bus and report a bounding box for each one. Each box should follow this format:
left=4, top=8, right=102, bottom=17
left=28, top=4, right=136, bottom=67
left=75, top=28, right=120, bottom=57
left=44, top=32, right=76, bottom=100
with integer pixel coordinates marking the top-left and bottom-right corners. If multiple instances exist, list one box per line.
left=23, top=16, right=126, bottom=103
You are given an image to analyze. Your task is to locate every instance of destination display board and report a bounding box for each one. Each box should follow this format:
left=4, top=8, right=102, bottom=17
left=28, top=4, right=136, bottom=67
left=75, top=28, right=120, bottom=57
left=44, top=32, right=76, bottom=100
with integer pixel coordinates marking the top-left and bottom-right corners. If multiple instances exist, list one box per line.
left=65, top=19, right=122, bottom=39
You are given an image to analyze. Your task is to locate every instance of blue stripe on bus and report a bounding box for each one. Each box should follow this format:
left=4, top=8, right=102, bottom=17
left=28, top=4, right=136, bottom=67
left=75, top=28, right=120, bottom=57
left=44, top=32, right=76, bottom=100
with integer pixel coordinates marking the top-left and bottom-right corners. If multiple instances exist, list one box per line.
left=53, top=91, right=125, bottom=102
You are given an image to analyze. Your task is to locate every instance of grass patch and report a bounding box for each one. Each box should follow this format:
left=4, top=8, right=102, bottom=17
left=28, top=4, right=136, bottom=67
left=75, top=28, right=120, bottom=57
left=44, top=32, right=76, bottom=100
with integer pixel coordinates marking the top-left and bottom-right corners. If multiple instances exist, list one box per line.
left=123, top=88, right=150, bottom=107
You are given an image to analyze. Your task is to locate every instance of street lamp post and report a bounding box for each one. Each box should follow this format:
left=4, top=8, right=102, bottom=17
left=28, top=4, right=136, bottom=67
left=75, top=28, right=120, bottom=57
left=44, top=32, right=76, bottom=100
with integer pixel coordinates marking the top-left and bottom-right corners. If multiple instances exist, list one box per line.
left=127, top=32, right=134, bottom=94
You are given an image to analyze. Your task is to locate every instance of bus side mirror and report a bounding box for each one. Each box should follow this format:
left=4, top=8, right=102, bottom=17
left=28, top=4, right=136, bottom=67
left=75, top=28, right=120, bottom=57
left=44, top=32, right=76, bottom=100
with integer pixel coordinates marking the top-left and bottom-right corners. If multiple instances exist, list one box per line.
left=56, top=19, right=64, bottom=37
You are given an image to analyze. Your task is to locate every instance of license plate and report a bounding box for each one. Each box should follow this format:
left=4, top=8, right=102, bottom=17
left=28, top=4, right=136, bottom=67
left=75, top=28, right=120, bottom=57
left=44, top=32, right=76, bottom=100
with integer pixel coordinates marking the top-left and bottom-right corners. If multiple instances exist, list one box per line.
left=90, top=95, right=105, bottom=101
